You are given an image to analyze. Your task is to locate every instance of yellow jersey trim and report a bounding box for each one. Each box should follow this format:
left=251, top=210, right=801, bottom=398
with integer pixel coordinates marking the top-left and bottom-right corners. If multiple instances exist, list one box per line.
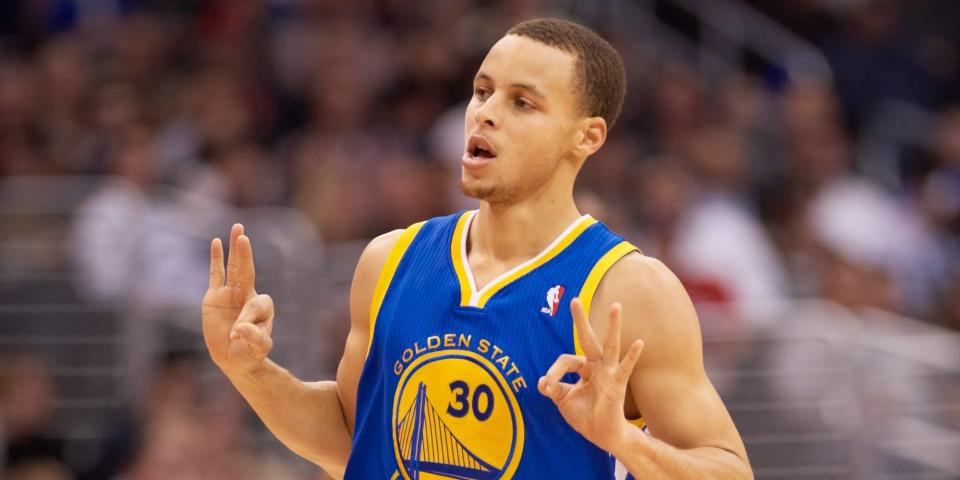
left=451, top=211, right=476, bottom=306
left=574, top=241, right=639, bottom=356
left=451, top=210, right=598, bottom=308
left=368, top=221, right=426, bottom=351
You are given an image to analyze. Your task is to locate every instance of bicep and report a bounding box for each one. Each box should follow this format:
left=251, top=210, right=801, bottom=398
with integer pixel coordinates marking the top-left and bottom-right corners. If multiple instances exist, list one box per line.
left=630, top=353, right=739, bottom=453
left=336, top=229, right=404, bottom=433
left=592, top=255, right=747, bottom=458
left=335, top=328, right=369, bottom=434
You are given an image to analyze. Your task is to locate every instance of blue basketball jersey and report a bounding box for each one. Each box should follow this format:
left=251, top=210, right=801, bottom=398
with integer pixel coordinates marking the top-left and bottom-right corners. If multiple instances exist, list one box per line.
left=344, top=210, right=641, bottom=480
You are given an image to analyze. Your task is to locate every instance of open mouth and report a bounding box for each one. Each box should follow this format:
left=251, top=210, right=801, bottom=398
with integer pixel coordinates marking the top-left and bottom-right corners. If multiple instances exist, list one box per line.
left=470, top=145, right=495, bottom=158
left=466, top=135, right=497, bottom=159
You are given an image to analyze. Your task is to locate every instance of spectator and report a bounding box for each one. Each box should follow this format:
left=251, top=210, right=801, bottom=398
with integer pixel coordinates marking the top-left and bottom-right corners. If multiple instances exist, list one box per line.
left=0, top=352, right=71, bottom=478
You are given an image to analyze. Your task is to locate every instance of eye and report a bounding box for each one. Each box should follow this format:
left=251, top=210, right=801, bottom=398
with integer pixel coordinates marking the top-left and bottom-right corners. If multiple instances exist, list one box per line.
left=474, top=87, right=490, bottom=101
left=514, top=97, right=535, bottom=110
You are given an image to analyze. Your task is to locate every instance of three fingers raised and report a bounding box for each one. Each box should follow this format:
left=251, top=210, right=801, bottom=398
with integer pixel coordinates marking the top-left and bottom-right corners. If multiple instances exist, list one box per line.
left=544, top=299, right=645, bottom=399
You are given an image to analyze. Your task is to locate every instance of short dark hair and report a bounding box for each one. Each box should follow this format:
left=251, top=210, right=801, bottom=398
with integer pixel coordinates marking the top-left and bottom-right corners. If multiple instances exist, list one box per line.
left=507, top=18, right=626, bottom=129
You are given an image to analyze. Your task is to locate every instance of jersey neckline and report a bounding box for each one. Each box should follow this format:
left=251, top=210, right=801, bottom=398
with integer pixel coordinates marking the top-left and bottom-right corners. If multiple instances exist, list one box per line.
left=450, top=210, right=597, bottom=308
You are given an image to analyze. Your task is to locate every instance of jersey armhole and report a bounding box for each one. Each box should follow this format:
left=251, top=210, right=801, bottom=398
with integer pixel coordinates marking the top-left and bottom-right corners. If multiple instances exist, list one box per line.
left=367, top=221, right=426, bottom=352
left=574, top=240, right=640, bottom=356
left=577, top=241, right=647, bottom=437
left=627, top=417, right=647, bottom=431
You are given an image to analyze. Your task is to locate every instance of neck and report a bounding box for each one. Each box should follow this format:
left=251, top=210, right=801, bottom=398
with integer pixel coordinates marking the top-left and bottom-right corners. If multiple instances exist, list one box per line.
left=469, top=191, right=582, bottom=263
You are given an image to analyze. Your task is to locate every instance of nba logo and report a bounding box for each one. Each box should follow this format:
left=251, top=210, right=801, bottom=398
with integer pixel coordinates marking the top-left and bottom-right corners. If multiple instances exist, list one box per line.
left=541, top=285, right=565, bottom=317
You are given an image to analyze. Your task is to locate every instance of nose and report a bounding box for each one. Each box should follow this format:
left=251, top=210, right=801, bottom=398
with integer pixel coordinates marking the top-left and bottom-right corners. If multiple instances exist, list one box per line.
left=474, top=100, right=497, bottom=128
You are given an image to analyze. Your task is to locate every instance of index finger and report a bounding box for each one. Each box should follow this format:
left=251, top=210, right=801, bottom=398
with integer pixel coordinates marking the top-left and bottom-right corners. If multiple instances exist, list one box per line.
left=571, top=297, right=602, bottom=360
left=209, top=238, right=224, bottom=289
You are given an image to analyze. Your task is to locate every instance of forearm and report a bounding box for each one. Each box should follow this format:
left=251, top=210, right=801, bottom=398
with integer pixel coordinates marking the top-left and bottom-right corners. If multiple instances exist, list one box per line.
left=222, top=359, right=352, bottom=471
left=610, top=427, right=753, bottom=480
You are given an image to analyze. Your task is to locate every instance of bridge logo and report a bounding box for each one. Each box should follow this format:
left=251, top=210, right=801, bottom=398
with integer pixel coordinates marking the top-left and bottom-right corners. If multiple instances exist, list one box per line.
left=391, top=349, right=525, bottom=479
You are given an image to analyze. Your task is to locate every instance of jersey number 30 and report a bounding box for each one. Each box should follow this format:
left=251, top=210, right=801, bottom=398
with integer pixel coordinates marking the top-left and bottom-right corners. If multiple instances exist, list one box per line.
left=447, top=380, right=494, bottom=421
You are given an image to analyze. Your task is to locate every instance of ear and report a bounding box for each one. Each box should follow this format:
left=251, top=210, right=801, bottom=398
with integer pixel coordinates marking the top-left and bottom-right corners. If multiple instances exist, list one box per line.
left=574, top=116, right=608, bottom=158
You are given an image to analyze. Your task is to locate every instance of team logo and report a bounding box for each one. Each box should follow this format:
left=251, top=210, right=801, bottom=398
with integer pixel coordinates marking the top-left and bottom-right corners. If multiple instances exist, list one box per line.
left=540, top=285, right=565, bottom=317
left=392, top=348, right=525, bottom=479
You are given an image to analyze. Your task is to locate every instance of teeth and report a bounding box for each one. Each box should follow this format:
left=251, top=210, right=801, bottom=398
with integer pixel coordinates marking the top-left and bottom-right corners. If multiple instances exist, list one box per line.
left=468, top=139, right=494, bottom=158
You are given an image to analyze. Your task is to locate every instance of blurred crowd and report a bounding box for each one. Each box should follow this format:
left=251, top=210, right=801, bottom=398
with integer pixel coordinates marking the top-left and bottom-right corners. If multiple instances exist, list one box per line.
left=2, top=0, right=960, bottom=477
left=0, top=349, right=305, bottom=480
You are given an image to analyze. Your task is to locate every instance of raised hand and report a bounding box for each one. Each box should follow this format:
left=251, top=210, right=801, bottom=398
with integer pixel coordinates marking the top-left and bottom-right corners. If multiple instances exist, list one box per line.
left=538, top=297, right=645, bottom=452
left=202, top=224, right=275, bottom=374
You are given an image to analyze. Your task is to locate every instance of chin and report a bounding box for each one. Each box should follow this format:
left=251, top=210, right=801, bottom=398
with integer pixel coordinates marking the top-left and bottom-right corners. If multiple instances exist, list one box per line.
left=459, top=178, right=495, bottom=200
left=459, top=178, right=520, bottom=204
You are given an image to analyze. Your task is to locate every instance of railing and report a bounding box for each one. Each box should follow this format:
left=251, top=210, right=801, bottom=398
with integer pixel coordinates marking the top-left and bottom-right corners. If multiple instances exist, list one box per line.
left=707, top=300, right=960, bottom=478
left=0, top=175, right=327, bottom=477
left=569, top=0, right=833, bottom=85
left=672, top=0, right=833, bottom=82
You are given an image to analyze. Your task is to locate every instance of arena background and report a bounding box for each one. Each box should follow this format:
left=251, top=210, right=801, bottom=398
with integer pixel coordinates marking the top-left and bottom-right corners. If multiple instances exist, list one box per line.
left=1, top=0, right=959, bottom=478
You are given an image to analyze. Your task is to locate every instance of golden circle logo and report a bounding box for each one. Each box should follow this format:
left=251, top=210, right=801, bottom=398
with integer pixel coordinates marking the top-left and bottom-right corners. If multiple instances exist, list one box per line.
left=392, top=349, right=525, bottom=480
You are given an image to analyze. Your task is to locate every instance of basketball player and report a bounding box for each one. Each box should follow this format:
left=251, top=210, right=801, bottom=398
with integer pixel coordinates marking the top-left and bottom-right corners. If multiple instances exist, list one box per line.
left=203, top=18, right=752, bottom=480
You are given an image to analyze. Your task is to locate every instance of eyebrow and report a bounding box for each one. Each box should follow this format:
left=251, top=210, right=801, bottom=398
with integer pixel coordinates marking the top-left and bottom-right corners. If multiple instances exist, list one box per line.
left=475, top=72, right=547, bottom=100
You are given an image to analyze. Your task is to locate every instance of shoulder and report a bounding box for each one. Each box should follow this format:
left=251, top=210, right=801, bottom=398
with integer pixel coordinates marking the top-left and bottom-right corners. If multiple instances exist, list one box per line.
left=600, top=251, right=683, bottom=295
left=366, top=228, right=407, bottom=259
left=592, top=252, right=702, bottom=354
left=353, top=217, right=432, bottom=289
left=348, top=229, right=408, bottom=329
left=597, top=252, right=686, bottom=304
left=355, top=229, right=406, bottom=281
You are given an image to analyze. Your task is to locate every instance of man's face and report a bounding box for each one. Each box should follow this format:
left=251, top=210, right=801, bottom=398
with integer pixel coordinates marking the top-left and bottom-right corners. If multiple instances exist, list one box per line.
left=461, top=35, right=583, bottom=203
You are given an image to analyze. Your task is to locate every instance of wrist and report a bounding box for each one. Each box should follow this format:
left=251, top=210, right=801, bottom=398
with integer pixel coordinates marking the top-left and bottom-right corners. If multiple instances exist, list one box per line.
left=220, top=358, right=268, bottom=380
left=608, top=418, right=649, bottom=459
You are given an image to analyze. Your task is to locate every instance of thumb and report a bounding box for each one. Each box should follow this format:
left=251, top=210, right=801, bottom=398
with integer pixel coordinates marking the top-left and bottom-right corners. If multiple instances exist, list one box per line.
left=538, top=376, right=575, bottom=404
left=230, top=294, right=274, bottom=359
left=231, top=322, right=273, bottom=359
